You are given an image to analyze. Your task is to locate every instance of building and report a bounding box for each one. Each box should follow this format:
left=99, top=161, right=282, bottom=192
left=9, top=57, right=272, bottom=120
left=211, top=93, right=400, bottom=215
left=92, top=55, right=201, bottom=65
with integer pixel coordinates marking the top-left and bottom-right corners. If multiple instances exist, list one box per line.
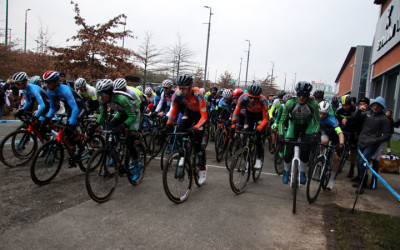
left=334, top=46, right=372, bottom=101
left=367, top=0, right=400, bottom=120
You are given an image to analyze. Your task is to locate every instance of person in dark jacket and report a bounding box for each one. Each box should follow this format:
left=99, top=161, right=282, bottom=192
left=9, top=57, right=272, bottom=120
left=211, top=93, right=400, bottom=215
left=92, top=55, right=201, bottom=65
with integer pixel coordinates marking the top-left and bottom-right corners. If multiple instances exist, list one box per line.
left=353, top=96, right=391, bottom=194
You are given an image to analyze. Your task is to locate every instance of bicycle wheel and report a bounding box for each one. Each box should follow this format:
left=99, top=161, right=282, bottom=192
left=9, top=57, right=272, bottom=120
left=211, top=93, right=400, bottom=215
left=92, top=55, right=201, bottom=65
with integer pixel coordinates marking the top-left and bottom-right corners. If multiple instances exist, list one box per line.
left=225, top=136, right=242, bottom=171
left=338, top=146, right=348, bottom=173
left=150, top=129, right=164, bottom=158
left=268, top=136, right=275, bottom=154
left=77, top=134, right=105, bottom=172
left=142, top=132, right=153, bottom=164
left=127, top=141, right=147, bottom=185
left=229, top=148, right=251, bottom=194
left=0, top=130, right=38, bottom=168
left=30, top=140, right=64, bottom=185
left=252, top=146, right=264, bottom=183
left=274, top=143, right=284, bottom=175
left=292, top=163, right=299, bottom=214
left=163, top=150, right=193, bottom=203
left=215, top=129, right=226, bottom=163
left=306, top=157, right=324, bottom=204
left=192, top=145, right=206, bottom=187
left=86, top=149, right=118, bottom=203
left=160, top=135, right=175, bottom=171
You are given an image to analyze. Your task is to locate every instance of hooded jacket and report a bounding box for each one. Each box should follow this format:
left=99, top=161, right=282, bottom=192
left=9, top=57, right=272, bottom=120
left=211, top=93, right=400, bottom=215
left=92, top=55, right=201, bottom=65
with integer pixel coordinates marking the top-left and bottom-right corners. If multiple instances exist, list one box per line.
left=358, top=109, right=391, bottom=148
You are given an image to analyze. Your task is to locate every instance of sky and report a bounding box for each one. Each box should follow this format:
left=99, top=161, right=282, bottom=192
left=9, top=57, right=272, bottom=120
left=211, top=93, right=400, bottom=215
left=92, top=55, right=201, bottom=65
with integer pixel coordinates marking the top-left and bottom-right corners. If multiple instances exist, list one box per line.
left=1, top=0, right=380, bottom=90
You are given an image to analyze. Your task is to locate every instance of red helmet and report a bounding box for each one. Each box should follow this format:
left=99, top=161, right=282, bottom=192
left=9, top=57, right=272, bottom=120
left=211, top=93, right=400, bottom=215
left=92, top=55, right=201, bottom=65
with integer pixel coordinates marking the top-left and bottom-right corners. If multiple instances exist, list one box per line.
left=42, top=70, right=60, bottom=82
left=232, top=88, right=243, bottom=97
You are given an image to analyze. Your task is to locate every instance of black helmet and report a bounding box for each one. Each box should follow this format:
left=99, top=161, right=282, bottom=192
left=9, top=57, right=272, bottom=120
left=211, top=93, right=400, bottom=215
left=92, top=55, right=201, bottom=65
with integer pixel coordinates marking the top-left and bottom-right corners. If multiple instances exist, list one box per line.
left=277, top=90, right=286, bottom=99
left=313, top=90, right=324, bottom=99
left=331, top=96, right=339, bottom=109
left=176, top=74, right=193, bottom=87
left=248, top=83, right=262, bottom=96
left=211, top=86, right=218, bottom=91
left=154, top=86, right=163, bottom=96
left=341, top=95, right=352, bottom=105
left=295, top=81, right=312, bottom=96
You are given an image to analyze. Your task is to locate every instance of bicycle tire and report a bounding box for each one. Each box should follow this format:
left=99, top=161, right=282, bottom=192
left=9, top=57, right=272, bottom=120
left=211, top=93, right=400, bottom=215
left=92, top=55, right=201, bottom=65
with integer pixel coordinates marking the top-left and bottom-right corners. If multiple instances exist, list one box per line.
left=163, top=150, right=193, bottom=203
left=127, top=141, right=147, bottom=185
left=229, top=148, right=251, bottom=194
left=0, top=130, right=38, bottom=168
left=225, top=136, right=242, bottom=171
left=30, top=140, right=64, bottom=185
left=142, top=132, right=153, bottom=164
left=215, top=129, right=226, bottom=163
left=268, top=136, right=275, bottom=154
left=150, top=129, right=164, bottom=158
left=274, top=143, right=284, bottom=175
left=292, top=163, right=299, bottom=214
left=78, top=134, right=105, bottom=172
left=86, top=148, right=118, bottom=203
left=192, top=145, right=206, bottom=187
left=160, top=135, right=175, bottom=171
left=306, top=157, right=324, bottom=204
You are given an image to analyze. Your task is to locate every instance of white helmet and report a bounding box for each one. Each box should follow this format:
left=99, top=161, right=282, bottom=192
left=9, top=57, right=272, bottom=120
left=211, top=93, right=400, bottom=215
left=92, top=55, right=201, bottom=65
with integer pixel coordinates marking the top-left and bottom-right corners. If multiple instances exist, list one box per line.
left=222, top=89, right=232, bottom=99
left=200, top=88, right=205, bottom=94
left=96, top=79, right=113, bottom=93
left=136, top=86, right=143, bottom=92
left=74, top=78, right=87, bottom=89
left=12, top=72, right=28, bottom=82
left=145, top=87, right=153, bottom=95
left=319, top=101, right=331, bottom=114
left=113, top=78, right=127, bottom=90
left=161, top=79, right=173, bottom=87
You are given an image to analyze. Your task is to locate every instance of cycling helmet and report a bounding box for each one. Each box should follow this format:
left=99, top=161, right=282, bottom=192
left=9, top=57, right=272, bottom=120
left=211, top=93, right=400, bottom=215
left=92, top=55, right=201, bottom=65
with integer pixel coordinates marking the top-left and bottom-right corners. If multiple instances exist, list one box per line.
left=282, top=93, right=293, bottom=102
left=277, top=90, right=286, bottom=99
left=96, top=79, right=114, bottom=93
left=43, top=71, right=60, bottom=82
left=232, top=88, right=243, bottom=97
left=12, top=72, right=28, bottom=82
left=331, top=96, right=339, bottom=109
left=295, top=81, right=312, bottom=96
left=313, top=90, right=324, bottom=99
left=29, top=76, right=41, bottom=85
left=176, top=74, right=193, bottom=87
left=113, top=78, right=127, bottom=90
left=136, top=85, right=143, bottom=92
left=211, top=86, right=218, bottom=91
left=248, top=84, right=262, bottom=97
left=200, top=88, right=205, bottom=94
left=154, top=86, right=163, bottom=96
left=145, top=87, right=153, bottom=95
left=74, top=78, right=87, bottom=89
left=319, top=101, right=331, bottom=114
left=222, top=89, right=232, bottom=99
left=341, top=95, right=352, bottom=105
left=161, top=79, right=173, bottom=88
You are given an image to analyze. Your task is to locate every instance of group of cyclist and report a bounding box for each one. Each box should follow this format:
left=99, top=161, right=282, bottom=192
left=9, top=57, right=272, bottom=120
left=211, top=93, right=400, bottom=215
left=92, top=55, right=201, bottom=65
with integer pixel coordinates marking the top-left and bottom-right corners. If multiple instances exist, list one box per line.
left=6, top=70, right=390, bottom=195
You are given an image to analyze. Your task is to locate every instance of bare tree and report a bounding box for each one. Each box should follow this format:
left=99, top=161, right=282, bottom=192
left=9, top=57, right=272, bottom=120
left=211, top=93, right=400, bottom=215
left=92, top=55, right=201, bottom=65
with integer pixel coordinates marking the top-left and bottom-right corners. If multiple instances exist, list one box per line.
left=166, top=34, right=195, bottom=78
left=35, top=19, right=53, bottom=55
left=217, top=71, right=235, bottom=89
left=136, top=31, right=163, bottom=85
left=259, top=74, right=279, bottom=96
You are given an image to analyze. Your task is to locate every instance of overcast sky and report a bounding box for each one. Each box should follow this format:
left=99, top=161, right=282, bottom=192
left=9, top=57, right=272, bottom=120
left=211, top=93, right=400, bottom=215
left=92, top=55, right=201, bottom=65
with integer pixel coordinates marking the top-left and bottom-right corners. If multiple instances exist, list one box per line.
left=1, top=0, right=380, bottom=90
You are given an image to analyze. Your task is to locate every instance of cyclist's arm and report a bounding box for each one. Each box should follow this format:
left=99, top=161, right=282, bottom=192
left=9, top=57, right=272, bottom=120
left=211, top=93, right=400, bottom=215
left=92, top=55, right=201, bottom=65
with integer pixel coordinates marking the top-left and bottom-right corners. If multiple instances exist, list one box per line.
left=155, top=92, right=165, bottom=113
left=116, top=95, right=136, bottom=128
left=278, top=100, right=292, bottom=135
left=45, top=90, right=58, bottom=119
left=63, top=88, right=80, bottom=126
left=21, top=89, right=31, bottom=110
left=96, top=102, right=107, bottom=124
left=310, top=100, right=320, bottom=133
left=31, top=87, right=47, bottom=118
left=166, top=94, right=178, bottom=125
left=194, top=95, right=208, bottom=130
left=231, top=98, right=242, bottom=123
left=274, top=105, right=284, bottom=125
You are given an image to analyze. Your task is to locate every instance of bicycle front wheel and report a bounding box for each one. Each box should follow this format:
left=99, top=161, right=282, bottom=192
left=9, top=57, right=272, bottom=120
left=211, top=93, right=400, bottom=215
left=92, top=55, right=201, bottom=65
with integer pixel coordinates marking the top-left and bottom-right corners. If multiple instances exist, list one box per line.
left=86, top=148, right=118, bottom=203
left=229, top=148, right=251, bottom=194
left=306, top=157, right=325, bottom=204
left=0, top=130, right=38, bottom=168
left=225, top=136, right=242, bottom=171
left=292, top=163, right=299, bottom=214
left=78, top=134, right=105, bottom=172
left=163, top=150, right=193, bottom=203
left=30, top=140, right=64, bottom=185
left=160, top=135, right=175, bottom=171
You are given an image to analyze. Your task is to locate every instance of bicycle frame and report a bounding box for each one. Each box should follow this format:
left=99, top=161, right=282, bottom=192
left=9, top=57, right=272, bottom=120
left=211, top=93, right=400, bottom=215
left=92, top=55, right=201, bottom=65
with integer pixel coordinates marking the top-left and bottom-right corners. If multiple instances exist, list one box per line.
left=291, top=146, right=301, bottom=188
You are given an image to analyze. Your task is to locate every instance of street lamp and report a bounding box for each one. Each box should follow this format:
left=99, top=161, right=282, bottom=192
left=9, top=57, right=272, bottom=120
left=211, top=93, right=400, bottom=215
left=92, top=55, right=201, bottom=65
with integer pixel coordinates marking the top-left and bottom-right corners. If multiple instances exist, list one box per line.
left=203, top=6, right=212, bottom=89
left=271, top=61, right=274, bottom=85
left=24, top=8, right=31, bottom=53
left=238, top=58, right=243, bottom=87
left=245, top=40, right=251, bottom=88
left=283, top=73, right=287, bottom=91
left=5, top=0, right=9, bottom=45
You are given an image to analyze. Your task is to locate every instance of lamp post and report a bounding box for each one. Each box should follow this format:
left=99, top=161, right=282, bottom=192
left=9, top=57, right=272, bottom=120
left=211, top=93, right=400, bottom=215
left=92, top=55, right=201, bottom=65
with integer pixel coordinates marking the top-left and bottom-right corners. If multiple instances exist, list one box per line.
left=245, top=40, right=251, bottom=88
left=24, top=8, right=31, bottom=53
left=5, top=0, right=8, bottom=45
left=284, top=73, right=287, bottom=91
left=122, top=16, right=127, bottom=48
left=238, top=57, right=243, bottom=87
left=203, top=6, right=212, bottom=89
left=271, top=61, right=274, bottom=86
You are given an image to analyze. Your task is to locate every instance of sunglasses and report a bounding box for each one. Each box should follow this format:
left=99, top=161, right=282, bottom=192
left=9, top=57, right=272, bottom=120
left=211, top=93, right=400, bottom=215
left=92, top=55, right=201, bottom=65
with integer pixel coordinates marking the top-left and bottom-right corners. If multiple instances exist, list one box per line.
left=98, top=92, right=108, bottom=97
left=297, top=93, right=309, bottom=98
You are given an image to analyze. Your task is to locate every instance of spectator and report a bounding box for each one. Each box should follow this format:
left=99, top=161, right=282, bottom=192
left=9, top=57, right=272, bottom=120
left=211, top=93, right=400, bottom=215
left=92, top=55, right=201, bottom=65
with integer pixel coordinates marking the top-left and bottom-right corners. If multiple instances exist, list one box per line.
left=59, top=72, right=67, bottom=85
left=385, top=109, right=395, bottom=152
left=353, top=96, right=391, bottom=194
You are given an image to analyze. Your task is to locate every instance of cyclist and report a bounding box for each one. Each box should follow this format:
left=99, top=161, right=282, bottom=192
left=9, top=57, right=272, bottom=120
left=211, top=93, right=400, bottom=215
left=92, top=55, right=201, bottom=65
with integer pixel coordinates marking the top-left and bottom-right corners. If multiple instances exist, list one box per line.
left=268, top=90, right=286, bottom=119
left=271, top=93, right=293, bottom=131
left=166, top=74, right=208, bottom=185
left=89, top=79, right=142, bottom=180
left=29, top=75, right=42, bottom=86
left=331, top=96, right=340, bottom=114
left=232, top=83, right=269, bottom=169
left=154, top=79, right=175, bottom=116
left=314, top=90, right=335, bottom=116
left=319, top=101, right=345, bottom=190
left=208, top=86, right=221, bottom=115
left=217, top=89, right=236, bottom=120
left=278, top=81, right=320, bottom=184
left=11, top=72, right=49, bottom=123
left=74, top=78, right=99, bottom=115
left=41, top=70, right=87, bottom=165
left=232, top=88, right=245, bottom=127
left=113, top=78, right=143, bottom=112
left=335, top=95, right=358, bottom=178
left=144, top=87, right=155, bottom=112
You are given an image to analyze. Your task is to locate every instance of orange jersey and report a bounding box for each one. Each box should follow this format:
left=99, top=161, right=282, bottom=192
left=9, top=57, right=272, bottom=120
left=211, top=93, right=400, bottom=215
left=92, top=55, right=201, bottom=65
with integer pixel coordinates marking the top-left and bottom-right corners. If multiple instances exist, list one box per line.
left=232, top=93, right=269, bottom=130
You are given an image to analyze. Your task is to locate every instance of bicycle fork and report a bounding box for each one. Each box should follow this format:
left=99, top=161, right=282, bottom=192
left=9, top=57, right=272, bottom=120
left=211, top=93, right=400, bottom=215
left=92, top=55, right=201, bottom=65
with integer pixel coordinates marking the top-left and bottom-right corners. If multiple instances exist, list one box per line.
left=290, top=146, right=301, bottom=188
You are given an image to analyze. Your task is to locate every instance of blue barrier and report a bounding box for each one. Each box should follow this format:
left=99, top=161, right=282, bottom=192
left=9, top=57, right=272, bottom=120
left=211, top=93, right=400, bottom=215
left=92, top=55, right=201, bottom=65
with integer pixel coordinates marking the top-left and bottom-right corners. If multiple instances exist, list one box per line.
left=0, top=120, right=21, bottom=123
left=358, top=148, right=400, bottom=202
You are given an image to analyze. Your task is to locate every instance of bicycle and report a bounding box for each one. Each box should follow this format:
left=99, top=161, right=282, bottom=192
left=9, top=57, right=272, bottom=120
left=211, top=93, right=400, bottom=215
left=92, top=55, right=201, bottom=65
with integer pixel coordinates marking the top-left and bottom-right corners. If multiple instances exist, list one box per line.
left=229, top=130, right=264, bottom=194
left=159, top=124, right=180, bottom=170
left=214, top=118, right=233, bottom=163
left=162, top=131, right=206, bottom=204
left=283, top=140, right=314, bottom=214
left=225, top=125, right=243, bottom=171
left=30, top=122, right=105, bottom=185
left=338, top=131, right=353, bottom=173
left=306, top=143, right=336, bottom=204
left=274, top=135, right=285, bottom=175
left=85, top=129, right=147, bottom=203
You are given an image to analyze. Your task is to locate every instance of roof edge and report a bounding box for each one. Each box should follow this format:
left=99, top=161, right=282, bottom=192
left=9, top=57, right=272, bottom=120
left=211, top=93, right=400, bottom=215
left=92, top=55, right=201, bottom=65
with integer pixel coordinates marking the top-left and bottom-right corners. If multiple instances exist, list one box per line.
left=335, top=47, right=356, bottom=83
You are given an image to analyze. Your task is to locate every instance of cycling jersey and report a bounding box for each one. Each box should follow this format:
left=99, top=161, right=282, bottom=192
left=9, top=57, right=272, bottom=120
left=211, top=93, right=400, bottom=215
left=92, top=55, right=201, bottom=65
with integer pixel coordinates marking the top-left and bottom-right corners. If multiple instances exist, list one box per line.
left=46, top=84, right=86, bottom=125
left=78, top=84, right=99, bottom=112
left=232, top=93, right=269, bottom=131
left=273, top=104, right=285, bottom=126
left=268, top=98, right=281, bottom=119
left=208, top=94, right=221, bottom=111
left=218, top=98, right=236, bottom=120
left=167, top=87, right=207, bottom=130
left=320, top=113, right=342, bottom=136
left=155, top=89, right=175, bottom=113
left=21, top=83, right=49, bottom=118
left=125, top=86, right=142, bottom=106
left=335, top=105, right=357, bottom=132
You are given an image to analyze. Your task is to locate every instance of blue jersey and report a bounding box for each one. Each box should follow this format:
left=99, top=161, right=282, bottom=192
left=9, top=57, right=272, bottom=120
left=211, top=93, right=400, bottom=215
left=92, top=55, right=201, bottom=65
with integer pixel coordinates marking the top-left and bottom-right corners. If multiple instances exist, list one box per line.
left=22, top=83, right=49, bottom=118
left=46, top=84, right=85, bottom=125
left=218, top=98, right=235, bottom=117
left=320, top=113, right=341, bottom=135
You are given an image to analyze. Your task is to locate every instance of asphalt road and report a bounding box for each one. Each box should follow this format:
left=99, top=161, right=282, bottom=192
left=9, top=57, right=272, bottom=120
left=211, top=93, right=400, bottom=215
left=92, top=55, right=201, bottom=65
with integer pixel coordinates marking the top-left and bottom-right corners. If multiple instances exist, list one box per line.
left=0, top=121, right=399, bottom=249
